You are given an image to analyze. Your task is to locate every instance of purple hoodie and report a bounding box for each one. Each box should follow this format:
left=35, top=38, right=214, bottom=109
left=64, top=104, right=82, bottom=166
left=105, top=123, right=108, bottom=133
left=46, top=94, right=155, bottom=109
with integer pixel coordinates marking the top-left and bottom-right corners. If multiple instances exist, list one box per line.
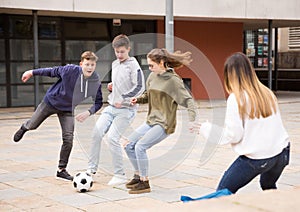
left=32, top=64, right=103, bottom=114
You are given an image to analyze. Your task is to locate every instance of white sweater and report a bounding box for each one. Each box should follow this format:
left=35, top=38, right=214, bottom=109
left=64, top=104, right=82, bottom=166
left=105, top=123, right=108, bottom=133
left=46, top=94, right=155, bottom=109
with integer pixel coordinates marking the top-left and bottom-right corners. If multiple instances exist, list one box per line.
left=200, top=93, right=289, bottom=159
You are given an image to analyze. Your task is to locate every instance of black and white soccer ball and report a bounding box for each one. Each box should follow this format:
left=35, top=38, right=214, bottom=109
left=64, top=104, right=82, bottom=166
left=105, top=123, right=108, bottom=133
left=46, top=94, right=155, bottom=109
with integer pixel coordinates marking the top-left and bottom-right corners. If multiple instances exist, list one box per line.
left=73, top=172, right=93, bottom=192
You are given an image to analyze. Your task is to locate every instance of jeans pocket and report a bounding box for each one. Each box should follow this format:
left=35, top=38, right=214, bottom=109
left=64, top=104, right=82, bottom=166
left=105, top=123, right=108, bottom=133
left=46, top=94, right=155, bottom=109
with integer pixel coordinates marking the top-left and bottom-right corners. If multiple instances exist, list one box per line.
left=128, top=109, right=136, bottom=121
left=283, top=143, right=290, bottom=166
left=244, top=156, right=272, bottom=172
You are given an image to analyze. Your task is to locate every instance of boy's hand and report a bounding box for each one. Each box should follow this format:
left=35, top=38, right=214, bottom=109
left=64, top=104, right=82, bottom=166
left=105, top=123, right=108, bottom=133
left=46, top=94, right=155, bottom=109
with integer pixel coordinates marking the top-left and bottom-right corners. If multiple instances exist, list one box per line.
left=113, top=102, right=122, bottom=108
left=120, top=136, right=130, bottom=148
left=107, top=82, right=113, bottom=91
left=75, top=111, right=90, bottom=122
left=22, top=70, right=33, bottom=82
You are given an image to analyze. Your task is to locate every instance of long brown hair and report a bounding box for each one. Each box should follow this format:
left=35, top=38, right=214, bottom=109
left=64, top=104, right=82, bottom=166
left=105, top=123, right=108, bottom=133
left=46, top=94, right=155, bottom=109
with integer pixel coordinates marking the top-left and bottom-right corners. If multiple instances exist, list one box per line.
left=224, top=52, right=277, bottom=119
left=147, top=48, right=192, bottom=69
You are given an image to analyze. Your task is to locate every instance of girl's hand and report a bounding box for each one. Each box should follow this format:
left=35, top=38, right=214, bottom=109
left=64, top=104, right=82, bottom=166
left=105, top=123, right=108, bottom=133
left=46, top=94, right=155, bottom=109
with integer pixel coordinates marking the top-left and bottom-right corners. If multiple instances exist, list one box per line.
left=130, top=97, right=137, bottom=105
left=107, top=82, right=113, bottom=91
left=189, top=121, right=201, bottom=134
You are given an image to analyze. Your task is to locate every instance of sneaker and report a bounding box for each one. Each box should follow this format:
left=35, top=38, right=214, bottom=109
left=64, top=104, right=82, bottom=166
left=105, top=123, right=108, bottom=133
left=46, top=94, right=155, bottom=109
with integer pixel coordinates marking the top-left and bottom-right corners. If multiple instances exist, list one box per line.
left=126, top=174, right=141, bottom=189
left=56, top=169, right=73, bottom=181
left=107, top=174, right=127, bottom=186
left=13, top=125, right=28, bottom=142
left=86, top=169, right=96, bottom=175
left=129, top=180, right=151, bottom=194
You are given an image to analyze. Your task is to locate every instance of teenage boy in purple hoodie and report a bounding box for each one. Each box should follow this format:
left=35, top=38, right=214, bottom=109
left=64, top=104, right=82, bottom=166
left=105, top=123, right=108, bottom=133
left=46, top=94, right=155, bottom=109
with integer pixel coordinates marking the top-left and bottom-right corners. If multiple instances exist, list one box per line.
left=13, top=51, right=103, bottom=181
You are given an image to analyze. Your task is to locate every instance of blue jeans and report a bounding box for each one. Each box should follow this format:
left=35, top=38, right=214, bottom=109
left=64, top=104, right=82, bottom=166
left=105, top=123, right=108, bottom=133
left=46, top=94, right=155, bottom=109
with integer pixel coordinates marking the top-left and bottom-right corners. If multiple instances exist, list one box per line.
left=217, top=143, right=290, bottom=193
left=23, top=101, right=74, bottom=169
left=88, top=105, right=136, bottom=175
left=124, top=123, right=168, bottom=177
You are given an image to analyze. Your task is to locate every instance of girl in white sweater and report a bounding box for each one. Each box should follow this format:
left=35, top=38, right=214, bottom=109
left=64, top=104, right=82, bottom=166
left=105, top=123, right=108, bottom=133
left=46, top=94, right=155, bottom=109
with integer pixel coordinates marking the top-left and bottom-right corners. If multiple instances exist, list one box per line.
left=200, top=52, right=290, bottom=194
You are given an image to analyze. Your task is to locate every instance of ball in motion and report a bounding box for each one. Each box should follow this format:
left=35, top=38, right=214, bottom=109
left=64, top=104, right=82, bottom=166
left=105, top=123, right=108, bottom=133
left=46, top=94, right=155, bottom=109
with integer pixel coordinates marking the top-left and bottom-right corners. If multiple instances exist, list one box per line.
left=73, top=172, right=93, bottom=192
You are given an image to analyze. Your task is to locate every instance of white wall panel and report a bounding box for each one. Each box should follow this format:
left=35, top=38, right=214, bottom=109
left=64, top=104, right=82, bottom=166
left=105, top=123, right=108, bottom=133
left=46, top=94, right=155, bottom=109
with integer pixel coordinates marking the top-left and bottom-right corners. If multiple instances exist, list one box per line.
left=1, top=0, right=300, bottom=21
left=0, top=0, right=74, bottom=11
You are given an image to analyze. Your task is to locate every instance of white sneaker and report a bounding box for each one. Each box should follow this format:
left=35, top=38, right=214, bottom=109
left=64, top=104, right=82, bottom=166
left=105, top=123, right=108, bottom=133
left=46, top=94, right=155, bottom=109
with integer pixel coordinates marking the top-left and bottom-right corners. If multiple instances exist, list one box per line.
left=86, top=169, right=96, bottom=175
left=107, top=174, right=127, bottom=186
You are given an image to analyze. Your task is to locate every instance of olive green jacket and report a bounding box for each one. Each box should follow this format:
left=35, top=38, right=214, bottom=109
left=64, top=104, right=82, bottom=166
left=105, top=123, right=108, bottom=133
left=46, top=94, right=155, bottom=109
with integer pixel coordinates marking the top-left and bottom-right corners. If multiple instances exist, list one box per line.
left=137, top=69, right=196, bottom=134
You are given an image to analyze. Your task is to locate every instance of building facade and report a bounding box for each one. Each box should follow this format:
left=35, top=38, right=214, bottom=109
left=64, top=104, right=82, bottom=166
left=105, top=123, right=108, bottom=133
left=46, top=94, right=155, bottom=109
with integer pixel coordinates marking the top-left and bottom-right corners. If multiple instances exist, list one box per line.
left=1, top=0, right=300, bottom=107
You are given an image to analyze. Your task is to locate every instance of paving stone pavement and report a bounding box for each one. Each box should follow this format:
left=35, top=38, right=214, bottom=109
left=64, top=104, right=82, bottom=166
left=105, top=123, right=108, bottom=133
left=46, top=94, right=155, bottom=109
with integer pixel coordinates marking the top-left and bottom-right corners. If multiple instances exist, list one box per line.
left=0, top=91, right=299, bottom=211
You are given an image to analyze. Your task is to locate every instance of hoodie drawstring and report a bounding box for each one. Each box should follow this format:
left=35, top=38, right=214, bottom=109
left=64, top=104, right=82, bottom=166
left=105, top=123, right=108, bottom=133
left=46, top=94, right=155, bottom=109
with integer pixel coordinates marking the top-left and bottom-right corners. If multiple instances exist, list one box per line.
left=85, top=80, right=88, bottom=98
left=80, top=74, right=88, bottom=98
left=80, top=74, right=83, bottom=93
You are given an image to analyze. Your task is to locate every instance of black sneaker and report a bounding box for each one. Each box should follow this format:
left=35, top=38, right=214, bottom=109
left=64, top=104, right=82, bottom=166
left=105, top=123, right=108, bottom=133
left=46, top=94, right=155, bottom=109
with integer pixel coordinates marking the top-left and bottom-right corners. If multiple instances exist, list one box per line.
left=129, top=180, right=151, bottom=194
left=13, top=125, right=28, bottom=142
left=126, top=174, right=141, bottom=189
left=56, top=169, right=73, bottom=181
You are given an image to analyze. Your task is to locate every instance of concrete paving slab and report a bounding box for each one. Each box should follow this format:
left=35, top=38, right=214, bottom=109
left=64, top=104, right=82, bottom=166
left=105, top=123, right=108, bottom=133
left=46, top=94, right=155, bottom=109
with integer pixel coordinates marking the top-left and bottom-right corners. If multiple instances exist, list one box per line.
left=0, top=91, right=299, bottom=211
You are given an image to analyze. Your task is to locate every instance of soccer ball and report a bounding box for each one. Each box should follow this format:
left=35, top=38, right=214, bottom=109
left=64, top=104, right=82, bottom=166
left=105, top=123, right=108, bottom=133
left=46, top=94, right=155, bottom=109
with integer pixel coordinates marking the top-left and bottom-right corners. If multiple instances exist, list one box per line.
left=73, top=172, right=93, bottom=192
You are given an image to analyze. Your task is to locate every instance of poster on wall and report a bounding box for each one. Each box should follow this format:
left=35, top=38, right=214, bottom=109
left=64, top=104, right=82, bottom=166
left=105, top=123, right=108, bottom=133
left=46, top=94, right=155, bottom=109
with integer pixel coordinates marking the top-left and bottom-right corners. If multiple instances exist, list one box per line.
left=246, top=42, right=255, bottom=57
left=263, top=58, right=268, bottom=67
left=263, top=35, right=268, bottom=44
left=258, top=58, right=263, bottom=67
left=258, top=46, right=263, bottom=55
left=258, top=35, right=263, bottom=44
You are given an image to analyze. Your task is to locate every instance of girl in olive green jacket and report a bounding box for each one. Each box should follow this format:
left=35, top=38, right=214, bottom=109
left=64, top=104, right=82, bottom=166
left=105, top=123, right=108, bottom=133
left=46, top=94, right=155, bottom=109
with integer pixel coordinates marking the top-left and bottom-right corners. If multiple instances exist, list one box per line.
left=124, top=48, right=199, bottom=194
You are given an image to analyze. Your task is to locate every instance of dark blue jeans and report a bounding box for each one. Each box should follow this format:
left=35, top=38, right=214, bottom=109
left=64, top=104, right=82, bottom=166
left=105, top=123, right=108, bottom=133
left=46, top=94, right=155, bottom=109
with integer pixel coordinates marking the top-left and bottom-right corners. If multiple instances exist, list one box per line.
left=217, top=143, right=290, bottom=194
left=23, top=101, right=74, bottom=169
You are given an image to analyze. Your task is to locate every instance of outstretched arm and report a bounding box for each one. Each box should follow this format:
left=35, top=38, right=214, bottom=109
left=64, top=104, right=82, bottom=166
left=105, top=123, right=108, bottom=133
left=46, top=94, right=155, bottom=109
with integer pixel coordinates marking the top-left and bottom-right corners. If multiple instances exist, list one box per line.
left=22, top=66, right=67, bottom=83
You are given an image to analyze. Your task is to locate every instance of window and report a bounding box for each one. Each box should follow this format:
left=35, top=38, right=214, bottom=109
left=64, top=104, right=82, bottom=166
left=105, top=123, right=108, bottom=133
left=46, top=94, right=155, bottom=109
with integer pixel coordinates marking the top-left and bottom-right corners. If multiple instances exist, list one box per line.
left=10, top=62, right=33, bottom=84
left=39, top=40, right=61, bottom=61
left=0, top=39, right=5, bottom=84
left=244, top=29, right=269, bottom=68
left=39, top=18, right=61, bottom=39
left=0, top=63, right=5, bottom=84
left=0, top=15, right=4, bottom=37
left=0, top=86, right=7, bottom=106
left=0, top=16, right=6, bottom=86
left=3, top=14, right=157, bottom=107
left=9, top=16, right=33, bottom=38
left=64, top=19, right=109, bottom=39
left=10, top=39, right=34, bottom=60
left=65, top=40, right=109, bottom=61
left=11, top=85, right=34, bottom=106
